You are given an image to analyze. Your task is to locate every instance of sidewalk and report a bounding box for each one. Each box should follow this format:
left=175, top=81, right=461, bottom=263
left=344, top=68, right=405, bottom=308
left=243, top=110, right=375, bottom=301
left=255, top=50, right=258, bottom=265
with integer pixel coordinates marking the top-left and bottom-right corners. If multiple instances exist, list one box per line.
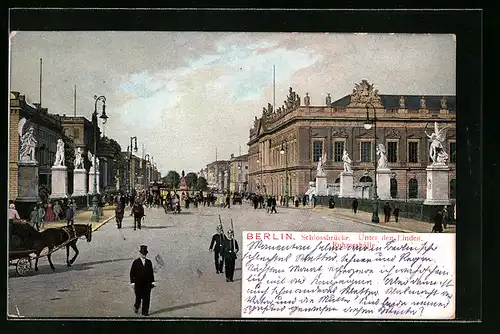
left=40, top=206, right=116, bottom=232
left=289, top=205, right=456, bottom=233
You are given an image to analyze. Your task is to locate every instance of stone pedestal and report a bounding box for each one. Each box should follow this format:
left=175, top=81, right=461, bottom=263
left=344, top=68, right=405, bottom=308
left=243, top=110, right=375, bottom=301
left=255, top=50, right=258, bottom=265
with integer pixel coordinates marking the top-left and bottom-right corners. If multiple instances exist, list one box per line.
left=424, top=163, right=451, bottom=205
left=88, top=169, right=100, bottom=194
left=50, top=165, right=68, bottom=198
left=73, top=169, right=87, bottom=196
left=376, top=168, right=392, bottom=200
left=315, top=175, right=327, bottom=196
left=17, top=161, right=39, bottom=202
left=339, top=171, right=355, bottom=198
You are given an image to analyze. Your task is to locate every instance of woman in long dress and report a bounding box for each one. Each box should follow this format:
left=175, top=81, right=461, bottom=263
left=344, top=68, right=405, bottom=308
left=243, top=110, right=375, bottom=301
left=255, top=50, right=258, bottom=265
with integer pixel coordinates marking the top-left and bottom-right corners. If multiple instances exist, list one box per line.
left=44, top=203, right=55, bottom=222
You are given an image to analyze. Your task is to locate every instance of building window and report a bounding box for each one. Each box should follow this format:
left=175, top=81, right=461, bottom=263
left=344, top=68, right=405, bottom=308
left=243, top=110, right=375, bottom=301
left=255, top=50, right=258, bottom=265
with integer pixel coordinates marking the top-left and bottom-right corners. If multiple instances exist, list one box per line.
left=408, top=178, right=418, bottom=198
left=312, top=141, right=323, bottom=162
left=390, top=178, right=398, bottom=198
left=360, top=176, right=373, bottom=183
left=449, top=141, right=456, bottom=163
left=450, top=179, right=456, bottom=199
left=408, top=140, right=419, bottom=163
left=360, top=141, right=372, bottom=162
left=333, top=141, right=344, bottom=162
left=335, top=178, right=340, bottom=183
left=245, top=165, right=248, bottom=169
left=387, top=141, right=398, bottom=163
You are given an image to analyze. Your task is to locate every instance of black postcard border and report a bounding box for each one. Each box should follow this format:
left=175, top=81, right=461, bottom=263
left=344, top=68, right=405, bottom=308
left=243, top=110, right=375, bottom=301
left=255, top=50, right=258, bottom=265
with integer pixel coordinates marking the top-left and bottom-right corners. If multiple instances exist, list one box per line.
left=4, top=7, right=483, bottom=333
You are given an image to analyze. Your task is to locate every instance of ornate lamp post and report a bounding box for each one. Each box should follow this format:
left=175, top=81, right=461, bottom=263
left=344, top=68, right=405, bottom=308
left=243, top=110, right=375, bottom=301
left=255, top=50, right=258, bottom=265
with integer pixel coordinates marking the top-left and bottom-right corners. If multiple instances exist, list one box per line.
left=145, top=154, right=150, bottom=190
left=280, top=141, right=289, bottom=208
left=364, top=102, right=380, bottom=223
left=91, top=95, right=108, bottom=222
left=127, top=137, right=138, bottom=193
left=256, top=153, right=264, bottom=195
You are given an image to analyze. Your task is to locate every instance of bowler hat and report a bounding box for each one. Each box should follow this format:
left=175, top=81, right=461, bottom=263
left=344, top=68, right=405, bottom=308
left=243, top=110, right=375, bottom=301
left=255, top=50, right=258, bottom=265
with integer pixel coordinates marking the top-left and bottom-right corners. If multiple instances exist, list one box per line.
left=139, top=245, right=148, bottom=255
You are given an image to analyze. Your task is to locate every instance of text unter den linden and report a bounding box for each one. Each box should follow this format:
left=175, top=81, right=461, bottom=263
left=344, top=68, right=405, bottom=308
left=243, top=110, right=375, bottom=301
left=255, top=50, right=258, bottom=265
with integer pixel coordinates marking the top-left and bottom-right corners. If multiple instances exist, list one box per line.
left=241, top=231, right=455, bottom=319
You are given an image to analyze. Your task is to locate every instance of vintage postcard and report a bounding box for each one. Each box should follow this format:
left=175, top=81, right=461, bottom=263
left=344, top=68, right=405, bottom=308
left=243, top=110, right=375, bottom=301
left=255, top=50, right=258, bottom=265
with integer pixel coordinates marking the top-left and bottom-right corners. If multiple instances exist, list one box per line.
left=8, top=30, right=456, bottom=319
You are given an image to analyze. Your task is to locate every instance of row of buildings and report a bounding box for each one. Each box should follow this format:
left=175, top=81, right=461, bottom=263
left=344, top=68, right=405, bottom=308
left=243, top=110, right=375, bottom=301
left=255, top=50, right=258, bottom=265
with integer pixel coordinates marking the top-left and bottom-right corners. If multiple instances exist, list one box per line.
left=245, top=81, right=456, bottom=201
left=9, top=91, right=161, bottom=202
left=200, top=153, right=250, bottom=194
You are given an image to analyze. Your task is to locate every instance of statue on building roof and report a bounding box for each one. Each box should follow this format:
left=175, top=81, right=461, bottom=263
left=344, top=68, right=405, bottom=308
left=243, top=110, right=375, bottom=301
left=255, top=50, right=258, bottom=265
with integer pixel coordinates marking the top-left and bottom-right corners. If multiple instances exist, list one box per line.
left=420, top=96, right=426, bottom=109
left=399, top=96, right=405, bottom=108
left=295, top=94, right=300, bottom=107
left=441, top=96, right=447, bottom=109
left=326, top=93, right=332, bottom=106
left=304, top=93, right=311, bottom=106
left=347, top=79, right=383, bottom=108
left=18, top=118, right=38, bottom=163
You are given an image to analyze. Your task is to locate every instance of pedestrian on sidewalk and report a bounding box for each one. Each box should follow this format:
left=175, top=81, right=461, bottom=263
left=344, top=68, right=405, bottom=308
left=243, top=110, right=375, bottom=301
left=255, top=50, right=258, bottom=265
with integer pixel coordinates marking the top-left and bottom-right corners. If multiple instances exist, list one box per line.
left=302, top=195, right=307, bottom=207
left=271, top=196, right=278, bottom=214
left=393, top=205, right=400, bottom=223
left=432, top=209, right=444, bottom=233
left=383, top=202, right=392, bottom=222
left=312, top=195, right=316, bottom=208
left=65, top=204, right=75, bottom=227
left=329, top=196, right=335, bottom=209
left=226, top=193, right=231, bottom=209
left=130, top=245, right=155, bottom=316
left=222, top=229, right=239, bottom=282
left=37, top=203, right=45, bottom=230
left=280, top=196, right=284, bottom=207
left=294, top=195, right=300, bottom=208
left=30, top=206, right=39, bottom=230
left=45, top=203, right=55, bottom=222
left=53, top=201, right=62, bottom=221
left=442, top=206, right=448, bottom=229
left=352, top=198, right=359, bottom=214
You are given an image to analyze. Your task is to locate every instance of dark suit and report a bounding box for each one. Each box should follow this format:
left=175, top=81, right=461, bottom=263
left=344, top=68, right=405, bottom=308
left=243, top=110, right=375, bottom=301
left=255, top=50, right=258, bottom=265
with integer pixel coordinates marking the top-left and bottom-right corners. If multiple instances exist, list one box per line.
left=209, top=233, right=227, bottom=273
left=130, top=257, right=155, bottom=315
left=222, top=238, right=239, bottom=281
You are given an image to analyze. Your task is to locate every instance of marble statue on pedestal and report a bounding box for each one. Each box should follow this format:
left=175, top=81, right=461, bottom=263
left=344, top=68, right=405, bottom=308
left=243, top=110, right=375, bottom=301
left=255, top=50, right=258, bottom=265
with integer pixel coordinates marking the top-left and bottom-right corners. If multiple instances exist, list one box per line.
left=74, top=148, right=84, bottom=169
left=53, top=139, right=65, bottom=166
left=18, top=118, right=38, bottom=163
left=342, top=150, right=352, bottom=173
left=425, top=122, right=449, bottom=164
left=376, top=144, right=388, bottom=169
left=316, top=151, right=326, bottom=177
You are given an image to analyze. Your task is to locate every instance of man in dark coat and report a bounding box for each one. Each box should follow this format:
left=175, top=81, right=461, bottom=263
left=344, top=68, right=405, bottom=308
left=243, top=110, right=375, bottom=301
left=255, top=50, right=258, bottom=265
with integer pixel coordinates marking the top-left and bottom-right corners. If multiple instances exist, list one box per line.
left=393, top=205, right=401, bottom=223
left=270, top=196, right=277, bottom=214
left=432, top=209, right=444, bottom=233
left=383, top=202, right=392, bottom=222
left=131, top=201, right=145, bottom=230
left=352, top=198, right=359, bottom=214
left=222, top=229, right=239, bottom=282
left=130, top=245, right=155, bottom=316
left=209, top=225, right=227, bottom=274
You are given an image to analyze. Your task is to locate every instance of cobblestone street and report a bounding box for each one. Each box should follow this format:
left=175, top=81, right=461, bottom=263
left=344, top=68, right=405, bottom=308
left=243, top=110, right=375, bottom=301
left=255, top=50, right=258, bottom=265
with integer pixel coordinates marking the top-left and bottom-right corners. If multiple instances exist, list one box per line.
left=8, top=202, right=390, bottom=318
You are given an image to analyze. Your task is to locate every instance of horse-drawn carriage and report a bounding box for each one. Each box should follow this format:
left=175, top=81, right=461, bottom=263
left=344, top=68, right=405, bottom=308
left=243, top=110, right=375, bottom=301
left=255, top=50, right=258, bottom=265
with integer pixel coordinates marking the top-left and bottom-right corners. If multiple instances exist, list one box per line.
left=9, top=220, right=93, bottom=276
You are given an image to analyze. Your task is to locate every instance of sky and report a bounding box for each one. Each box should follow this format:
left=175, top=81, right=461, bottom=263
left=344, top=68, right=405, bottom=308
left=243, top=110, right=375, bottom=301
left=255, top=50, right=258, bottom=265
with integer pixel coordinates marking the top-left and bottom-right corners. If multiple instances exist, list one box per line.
left=9, top=32, right=456, bottom=176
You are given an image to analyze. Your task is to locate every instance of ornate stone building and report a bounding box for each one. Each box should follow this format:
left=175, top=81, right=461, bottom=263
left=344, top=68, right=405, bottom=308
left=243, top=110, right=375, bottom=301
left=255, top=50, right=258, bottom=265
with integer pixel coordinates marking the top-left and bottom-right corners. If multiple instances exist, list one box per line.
left=247, top=81, right=456, bottom=200
left=229, top=153, right=249, bottom=193
left=206, top=160, right=230, bottom=192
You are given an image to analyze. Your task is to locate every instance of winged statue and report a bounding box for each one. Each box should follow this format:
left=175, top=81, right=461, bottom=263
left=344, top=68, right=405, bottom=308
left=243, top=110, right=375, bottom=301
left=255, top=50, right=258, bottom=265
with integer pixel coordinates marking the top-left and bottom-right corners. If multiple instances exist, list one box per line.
left=18, top=117, right=37, bottom=162
left=425, top=122, right=449, bottom=164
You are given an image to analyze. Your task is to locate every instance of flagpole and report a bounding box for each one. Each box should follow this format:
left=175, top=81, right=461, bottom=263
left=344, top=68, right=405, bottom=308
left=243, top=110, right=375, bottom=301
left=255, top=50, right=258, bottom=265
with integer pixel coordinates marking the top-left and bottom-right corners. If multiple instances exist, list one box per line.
left=39, top=58, right=43, bottom=108
left=74, top=85, right=77, bottom=117
left=273, top=65, right=276, bottom=111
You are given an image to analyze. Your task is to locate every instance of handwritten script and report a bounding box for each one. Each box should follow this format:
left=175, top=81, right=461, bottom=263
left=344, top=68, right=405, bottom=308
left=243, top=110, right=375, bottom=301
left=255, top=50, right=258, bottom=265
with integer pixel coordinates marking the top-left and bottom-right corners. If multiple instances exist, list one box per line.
left=241, top=232, right=455, bottom=319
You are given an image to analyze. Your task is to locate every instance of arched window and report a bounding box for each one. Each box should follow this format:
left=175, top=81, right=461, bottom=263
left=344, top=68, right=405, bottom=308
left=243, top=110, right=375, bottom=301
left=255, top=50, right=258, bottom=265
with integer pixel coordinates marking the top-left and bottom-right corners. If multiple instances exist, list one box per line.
left=360, top=176, right=373, bottom=183
left=335, top=178, right=340, bottom=183
left=390, top=178, right=398, bottom=198
left=450, top=179, right=456, bottom=199
left=408, top=178, right=418, bottom=199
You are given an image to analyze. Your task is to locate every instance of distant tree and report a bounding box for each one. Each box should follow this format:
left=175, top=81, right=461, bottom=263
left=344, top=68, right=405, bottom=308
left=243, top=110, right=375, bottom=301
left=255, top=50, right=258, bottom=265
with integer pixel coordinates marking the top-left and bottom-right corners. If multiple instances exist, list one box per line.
left=196, top=177, right=208, bottom=191
left=185, top=172, right=198, bottom=190
left=165, top=170, right=180, bottom=189
left=62, top=134, right=75, bottom=170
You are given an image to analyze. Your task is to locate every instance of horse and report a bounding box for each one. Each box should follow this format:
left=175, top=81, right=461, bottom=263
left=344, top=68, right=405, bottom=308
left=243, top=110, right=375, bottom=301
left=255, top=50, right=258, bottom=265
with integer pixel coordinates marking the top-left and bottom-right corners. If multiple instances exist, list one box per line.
left=34, top=224, right=92, bottom=272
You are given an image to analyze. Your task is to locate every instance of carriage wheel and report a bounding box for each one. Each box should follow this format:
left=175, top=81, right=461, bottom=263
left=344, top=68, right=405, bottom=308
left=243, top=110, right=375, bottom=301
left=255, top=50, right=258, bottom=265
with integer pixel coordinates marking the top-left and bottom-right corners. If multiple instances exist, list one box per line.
left=16, top=257, right=31, bottom=276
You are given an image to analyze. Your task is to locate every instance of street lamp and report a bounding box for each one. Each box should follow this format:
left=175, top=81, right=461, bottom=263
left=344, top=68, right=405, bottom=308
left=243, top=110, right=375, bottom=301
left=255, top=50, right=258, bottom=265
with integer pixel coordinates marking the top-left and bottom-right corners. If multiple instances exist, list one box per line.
left=364, top=102, right=380, bottom=223
left=91, top=95, right=108, bottom=222
left=256, top=153, right=264, bottom=195
left=145, top=154, right=150, bottom=190
left=128, top=136, right=138, bottom=194
left=280, top=142, right=289, bottom=208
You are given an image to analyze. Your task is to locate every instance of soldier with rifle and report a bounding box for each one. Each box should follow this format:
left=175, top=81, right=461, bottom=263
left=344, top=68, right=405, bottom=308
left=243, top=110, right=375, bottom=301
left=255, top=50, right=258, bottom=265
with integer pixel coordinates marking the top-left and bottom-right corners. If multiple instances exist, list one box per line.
left=209, top=216, right=227, bottom=274
left=222, top=219, right=239, bottom=282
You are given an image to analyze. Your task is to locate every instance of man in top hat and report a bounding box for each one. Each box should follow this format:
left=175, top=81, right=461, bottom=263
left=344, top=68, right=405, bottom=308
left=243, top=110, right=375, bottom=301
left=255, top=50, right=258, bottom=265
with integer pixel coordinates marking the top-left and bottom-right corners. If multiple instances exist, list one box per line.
left=209, top=225, right=227, bottom=274
left=130, top=245, right=155, bottom=316
left=222, top=229, right=239, bottom=282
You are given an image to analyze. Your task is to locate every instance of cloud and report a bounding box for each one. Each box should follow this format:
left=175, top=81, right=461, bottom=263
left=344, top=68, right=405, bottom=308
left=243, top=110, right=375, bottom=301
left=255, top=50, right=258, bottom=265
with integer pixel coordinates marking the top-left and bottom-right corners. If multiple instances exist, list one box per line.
left=10, top=32, right=456, bottom=175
